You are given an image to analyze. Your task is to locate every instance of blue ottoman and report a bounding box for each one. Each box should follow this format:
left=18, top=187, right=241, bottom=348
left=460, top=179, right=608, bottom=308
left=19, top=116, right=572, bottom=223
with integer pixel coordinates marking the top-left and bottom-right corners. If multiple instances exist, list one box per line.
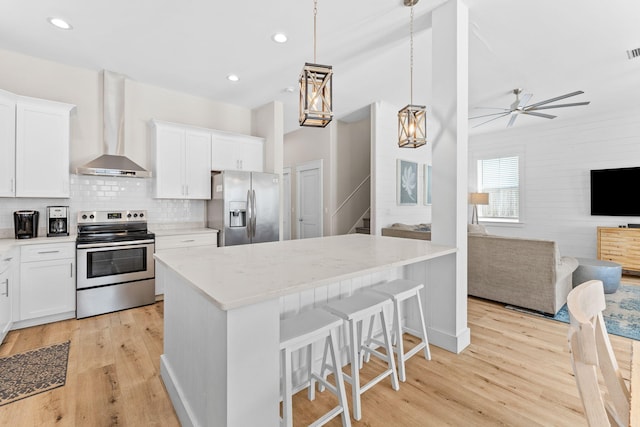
left=572, top=257, right=622, bottom=293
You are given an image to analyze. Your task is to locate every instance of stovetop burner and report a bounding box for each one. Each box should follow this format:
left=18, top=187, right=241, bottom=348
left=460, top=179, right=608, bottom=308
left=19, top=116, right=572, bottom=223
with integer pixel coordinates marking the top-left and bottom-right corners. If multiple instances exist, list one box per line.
left=76, top=210, right=154, bottom=245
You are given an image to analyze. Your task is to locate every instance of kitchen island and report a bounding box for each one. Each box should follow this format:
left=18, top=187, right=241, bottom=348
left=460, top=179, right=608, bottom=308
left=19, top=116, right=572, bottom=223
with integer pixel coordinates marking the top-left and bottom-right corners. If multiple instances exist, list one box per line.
left=154, top=233, right=457, bottom=427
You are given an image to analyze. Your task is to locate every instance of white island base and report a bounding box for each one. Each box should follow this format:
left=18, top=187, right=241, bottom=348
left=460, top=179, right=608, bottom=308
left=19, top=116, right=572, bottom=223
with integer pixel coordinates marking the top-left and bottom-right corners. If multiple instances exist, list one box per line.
left=155, top=234, right=459, bottom=427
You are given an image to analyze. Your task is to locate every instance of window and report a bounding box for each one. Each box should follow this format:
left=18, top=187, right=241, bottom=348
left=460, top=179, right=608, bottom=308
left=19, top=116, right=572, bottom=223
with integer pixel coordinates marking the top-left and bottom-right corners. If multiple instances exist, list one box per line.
left=477, top=156, right=520, bottom=222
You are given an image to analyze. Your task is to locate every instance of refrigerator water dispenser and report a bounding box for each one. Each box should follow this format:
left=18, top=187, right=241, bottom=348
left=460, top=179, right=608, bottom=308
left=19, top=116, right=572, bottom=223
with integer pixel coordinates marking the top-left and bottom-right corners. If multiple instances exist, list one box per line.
left=229, top=201, right=246, bottom=227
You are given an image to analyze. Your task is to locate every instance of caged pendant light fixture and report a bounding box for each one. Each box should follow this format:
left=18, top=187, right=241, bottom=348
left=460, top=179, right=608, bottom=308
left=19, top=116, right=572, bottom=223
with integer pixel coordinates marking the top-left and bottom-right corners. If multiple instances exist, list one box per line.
left=398, top=0, right=426, bottom=148
left=299, top=0, right=333, bottom=127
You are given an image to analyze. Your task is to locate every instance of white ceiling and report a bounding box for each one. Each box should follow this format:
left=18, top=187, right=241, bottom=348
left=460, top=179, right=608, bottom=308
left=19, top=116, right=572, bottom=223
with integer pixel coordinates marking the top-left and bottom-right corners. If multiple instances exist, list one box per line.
left=1, top=0, right=639, bottom=135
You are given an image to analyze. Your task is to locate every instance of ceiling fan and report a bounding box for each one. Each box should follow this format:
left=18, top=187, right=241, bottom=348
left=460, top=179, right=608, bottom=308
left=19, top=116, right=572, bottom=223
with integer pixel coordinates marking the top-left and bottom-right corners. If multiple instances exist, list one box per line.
left=470, top=88, right=590, bottom=128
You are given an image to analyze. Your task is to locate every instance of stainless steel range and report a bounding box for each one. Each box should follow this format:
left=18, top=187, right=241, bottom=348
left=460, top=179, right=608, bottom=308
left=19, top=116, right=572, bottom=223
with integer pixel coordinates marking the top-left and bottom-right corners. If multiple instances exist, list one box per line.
left=76, top=210, right=155, bottom=319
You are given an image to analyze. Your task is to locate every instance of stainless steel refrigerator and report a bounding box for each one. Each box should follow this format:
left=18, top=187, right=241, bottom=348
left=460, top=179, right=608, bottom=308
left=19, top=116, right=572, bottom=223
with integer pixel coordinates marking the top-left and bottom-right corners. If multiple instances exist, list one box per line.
left=207, top=170, right=280, bottom=246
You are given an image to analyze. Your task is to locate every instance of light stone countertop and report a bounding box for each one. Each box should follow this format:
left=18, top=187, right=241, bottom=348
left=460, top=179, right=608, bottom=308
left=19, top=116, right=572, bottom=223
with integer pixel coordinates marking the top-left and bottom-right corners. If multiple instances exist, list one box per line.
left=154, top=233, right=457, bottom=311
left=0, top=235, right=77, bottom=259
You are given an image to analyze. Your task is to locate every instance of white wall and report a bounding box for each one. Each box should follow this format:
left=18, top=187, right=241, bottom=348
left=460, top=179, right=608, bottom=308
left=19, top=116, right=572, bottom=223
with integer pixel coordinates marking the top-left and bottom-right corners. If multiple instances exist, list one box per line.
left=469, top=108, right=640, bottom=259
left=283, top=124, right=333, bottom=238
left=371, top=101, right=432, bottom=235
left=0, top=48, right=253, bottom=172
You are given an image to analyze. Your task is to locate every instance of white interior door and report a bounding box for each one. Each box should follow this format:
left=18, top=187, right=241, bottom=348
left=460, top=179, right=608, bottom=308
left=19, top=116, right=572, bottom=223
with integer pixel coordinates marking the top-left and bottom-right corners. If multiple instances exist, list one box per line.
left=296, top=160, right=323, bottom=239
left=283, top=167, right=291, bottom=240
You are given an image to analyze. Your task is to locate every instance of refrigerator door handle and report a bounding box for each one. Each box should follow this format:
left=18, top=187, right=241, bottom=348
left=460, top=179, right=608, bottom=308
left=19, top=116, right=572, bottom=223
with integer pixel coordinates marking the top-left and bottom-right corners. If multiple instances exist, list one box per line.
left=252, top=189, right=257, bottom=237
left=246, top=189, right=252, bottom=238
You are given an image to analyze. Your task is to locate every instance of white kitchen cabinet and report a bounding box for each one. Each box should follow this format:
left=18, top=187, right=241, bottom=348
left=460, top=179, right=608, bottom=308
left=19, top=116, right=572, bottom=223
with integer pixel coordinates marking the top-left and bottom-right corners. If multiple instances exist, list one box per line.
left=154, top=230, right=218, bottom=295
left=152, top=120, right=212, bottom=199
left=18, top=242, right=75, bottom=324
left=211, top=131, right=264, bottom=172
left=0, top=90, right=16, bottom=197
left=15, top=96, right=75, bottom=198
left=0, top=250, right=16, bottom=343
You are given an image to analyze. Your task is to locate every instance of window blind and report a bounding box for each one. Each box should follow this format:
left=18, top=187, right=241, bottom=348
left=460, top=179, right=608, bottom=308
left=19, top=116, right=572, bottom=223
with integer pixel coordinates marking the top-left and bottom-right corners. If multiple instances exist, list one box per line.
left=478, top=156, right=519, bottom=220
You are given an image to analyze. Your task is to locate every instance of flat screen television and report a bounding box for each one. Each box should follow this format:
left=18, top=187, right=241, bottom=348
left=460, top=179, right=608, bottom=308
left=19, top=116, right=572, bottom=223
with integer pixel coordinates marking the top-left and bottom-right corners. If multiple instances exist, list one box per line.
left=590, top=167, right=640, bottom=216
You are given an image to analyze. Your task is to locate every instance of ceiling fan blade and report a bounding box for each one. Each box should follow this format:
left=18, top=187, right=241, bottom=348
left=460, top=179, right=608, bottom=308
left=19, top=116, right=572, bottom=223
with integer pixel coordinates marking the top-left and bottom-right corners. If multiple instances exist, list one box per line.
left=506, top=114, right=518, bottom=128
left=472, top=112, right=510, bottom=128
left=522, top=111, right=557, bottom=119
left=526, top=101, right=591, bottom=111
left=470, top=111, right=514, bottom=120
left=525, top=91, right=585, bottom=109
left=473, top=106, right=512, bottom=111
left=518, top=93, right=533, bottom=108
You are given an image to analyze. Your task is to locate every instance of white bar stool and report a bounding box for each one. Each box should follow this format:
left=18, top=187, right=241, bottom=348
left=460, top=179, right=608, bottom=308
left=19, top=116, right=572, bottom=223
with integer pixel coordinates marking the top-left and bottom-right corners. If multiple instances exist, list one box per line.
left=322, top=292, right=399, bottom=420
left=364, top=279, right=431, bottom=382
left=280, top=308, right=351, bottom=427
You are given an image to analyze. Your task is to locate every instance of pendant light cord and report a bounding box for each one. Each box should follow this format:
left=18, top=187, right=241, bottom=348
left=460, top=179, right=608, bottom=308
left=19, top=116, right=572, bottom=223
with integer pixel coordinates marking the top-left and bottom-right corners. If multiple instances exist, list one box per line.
left=410, top=5, right=414, bottom=106
left=313, top=0, right=318, bottom=63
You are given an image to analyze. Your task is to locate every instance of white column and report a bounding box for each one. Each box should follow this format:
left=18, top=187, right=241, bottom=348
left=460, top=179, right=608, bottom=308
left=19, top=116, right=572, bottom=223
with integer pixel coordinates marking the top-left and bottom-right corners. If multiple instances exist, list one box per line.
left=429, top=0, right=471, bottom=353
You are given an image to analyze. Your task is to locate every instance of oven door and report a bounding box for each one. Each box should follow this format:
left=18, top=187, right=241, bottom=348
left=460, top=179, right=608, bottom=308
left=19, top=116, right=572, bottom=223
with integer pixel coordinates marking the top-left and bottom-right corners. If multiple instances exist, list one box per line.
left=76, top=240, right=155, bottom=289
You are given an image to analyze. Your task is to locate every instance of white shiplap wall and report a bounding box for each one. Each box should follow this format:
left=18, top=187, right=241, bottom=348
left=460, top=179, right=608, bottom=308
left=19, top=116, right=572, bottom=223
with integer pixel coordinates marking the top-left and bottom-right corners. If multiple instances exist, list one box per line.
left=470, top=108, right=640, bottom=258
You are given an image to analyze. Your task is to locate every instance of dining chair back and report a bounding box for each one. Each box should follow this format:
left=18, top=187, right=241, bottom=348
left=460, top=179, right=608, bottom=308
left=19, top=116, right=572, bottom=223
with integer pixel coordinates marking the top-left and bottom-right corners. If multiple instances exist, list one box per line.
left=567, top=279, right=630, bottom=427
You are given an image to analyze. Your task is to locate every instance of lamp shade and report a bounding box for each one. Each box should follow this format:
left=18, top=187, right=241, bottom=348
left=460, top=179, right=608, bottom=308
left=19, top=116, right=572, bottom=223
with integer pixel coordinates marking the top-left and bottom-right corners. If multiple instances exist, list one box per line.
left=469, top=192, right=489, bottom=205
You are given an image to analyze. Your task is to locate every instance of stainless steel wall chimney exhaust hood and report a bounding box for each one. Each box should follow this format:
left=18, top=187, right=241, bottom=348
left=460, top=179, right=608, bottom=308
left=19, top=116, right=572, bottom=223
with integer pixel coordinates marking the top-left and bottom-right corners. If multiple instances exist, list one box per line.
left=76, top=70, right=151, bottom=178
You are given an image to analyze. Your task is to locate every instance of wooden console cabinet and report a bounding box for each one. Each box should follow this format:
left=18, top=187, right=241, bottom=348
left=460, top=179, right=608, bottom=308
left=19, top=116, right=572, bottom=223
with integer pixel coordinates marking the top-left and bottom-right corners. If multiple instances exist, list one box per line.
left=597, top=227, right=640, bottom=274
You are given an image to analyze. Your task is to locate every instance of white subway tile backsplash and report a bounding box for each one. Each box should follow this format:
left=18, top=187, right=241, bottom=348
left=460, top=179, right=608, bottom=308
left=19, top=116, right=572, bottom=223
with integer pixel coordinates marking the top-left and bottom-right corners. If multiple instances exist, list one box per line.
left=0, top=174, right=205, bottom=238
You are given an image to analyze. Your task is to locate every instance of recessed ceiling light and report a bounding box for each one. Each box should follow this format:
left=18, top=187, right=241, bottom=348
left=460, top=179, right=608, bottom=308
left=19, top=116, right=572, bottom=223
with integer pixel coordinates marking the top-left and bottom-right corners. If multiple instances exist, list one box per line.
left=47, top=17, right=73, bottom=30
left=272, top=33, right=288, bottom=43
left=227, top=74, right=239, bottom=82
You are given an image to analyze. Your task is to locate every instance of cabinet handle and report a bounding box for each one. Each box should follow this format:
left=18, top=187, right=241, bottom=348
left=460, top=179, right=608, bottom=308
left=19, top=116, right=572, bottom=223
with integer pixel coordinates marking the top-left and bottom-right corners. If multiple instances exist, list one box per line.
left=2, top=257, right=12, bottom=262
left=70, top=262, right=73, bottom=278
left=1, top=279, right=8, bottom=297
left=38, top=250, right=60, bottom=254
left=181, top=239, right=195, bottom=243
left=10, top=178, right=14, bottom=193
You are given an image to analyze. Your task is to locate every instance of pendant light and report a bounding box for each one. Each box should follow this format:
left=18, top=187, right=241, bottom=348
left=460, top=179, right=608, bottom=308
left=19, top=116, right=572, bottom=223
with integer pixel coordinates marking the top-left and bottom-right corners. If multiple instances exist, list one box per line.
left=398, top=0, right=426, bottom=148
left=299, top=0, right=333, bottom=127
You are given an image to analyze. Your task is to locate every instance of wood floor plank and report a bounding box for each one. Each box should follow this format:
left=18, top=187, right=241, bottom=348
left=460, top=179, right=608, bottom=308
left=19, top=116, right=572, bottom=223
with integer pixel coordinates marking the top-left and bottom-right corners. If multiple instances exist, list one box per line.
left=0, top=279, right=636, bottom=426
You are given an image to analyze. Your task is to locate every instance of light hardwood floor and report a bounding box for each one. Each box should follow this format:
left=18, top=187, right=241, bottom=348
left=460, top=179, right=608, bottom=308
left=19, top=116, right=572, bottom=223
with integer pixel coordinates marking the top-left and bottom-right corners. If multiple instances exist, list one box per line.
left=1, top=279, right=637, bottom=426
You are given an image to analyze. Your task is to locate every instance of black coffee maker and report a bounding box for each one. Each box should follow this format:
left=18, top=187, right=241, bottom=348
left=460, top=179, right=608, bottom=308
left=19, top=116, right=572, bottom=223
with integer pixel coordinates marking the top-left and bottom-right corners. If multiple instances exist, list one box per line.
left=14, top=210, right=39, bottom=239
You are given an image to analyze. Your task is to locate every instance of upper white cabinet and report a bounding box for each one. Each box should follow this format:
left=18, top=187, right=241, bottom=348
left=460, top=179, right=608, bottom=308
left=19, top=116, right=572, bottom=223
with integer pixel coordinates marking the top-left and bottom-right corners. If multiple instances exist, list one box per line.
left=152, top=120, right=212, bottom=199
left=0, top=90, right=16, bottom=197
left=0, top=90, right=74, bottom=198
left=211, top=131, right=264, bottom=172
left=16, top=96, right=75, bottom=198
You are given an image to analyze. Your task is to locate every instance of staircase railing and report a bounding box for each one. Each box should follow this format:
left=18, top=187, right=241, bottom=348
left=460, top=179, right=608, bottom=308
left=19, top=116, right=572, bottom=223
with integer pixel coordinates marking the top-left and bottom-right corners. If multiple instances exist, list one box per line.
left=331, top=174, right=371, bottom=235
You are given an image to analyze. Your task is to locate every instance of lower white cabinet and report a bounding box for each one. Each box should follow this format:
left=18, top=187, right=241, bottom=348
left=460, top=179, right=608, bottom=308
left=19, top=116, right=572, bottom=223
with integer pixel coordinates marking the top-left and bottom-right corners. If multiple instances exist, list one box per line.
left=0, top=251, right=15, bottom=343
left=154, top=231, right=218, bottom=295
left=19, top=242, right=75, bottom=324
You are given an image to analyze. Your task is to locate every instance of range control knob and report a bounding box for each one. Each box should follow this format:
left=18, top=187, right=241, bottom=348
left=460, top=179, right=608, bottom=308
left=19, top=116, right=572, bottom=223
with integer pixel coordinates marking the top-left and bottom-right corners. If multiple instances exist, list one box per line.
left=81, top=214, right=87, bottom=220
left=133, top=213, right=138, bottom=218
left=127, top=213, right=132, bottom=218
left=139, top=213, right=144, bottom=218
left=89, top=214, right=95, bottom=219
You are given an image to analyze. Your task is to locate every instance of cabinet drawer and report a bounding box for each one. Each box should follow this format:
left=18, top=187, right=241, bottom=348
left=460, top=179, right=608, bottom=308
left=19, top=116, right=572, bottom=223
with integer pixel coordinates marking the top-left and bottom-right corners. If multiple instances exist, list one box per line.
left=155, top=233, right=218, bottom=251
left=21, top=243, right=75, bottom=262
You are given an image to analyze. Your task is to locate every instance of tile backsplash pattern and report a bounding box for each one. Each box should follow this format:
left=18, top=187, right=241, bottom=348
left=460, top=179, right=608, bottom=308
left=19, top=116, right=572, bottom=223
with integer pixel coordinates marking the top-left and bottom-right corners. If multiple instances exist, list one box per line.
left=0, top=174, right=205, bottom=238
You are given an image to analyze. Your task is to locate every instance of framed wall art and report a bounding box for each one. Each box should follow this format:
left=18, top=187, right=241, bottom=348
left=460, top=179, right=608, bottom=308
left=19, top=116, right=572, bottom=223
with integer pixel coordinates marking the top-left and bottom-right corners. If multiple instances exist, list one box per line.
left=397, top=159, right=418, bottom=205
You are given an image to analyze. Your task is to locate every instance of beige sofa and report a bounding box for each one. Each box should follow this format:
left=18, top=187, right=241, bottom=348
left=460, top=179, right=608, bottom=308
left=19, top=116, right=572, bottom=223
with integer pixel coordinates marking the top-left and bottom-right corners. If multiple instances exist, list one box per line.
left=468, top=229, right=578, bottom=315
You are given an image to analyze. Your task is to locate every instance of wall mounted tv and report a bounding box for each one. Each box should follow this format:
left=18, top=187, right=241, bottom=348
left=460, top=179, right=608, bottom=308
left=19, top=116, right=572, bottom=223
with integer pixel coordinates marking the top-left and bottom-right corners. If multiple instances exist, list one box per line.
left=591, top=167, right=640, bottom=216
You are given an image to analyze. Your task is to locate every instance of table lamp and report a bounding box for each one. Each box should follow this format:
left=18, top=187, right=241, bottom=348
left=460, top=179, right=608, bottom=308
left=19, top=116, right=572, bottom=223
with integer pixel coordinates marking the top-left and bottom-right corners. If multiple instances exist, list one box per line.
left=469, top=192, right=489, bottom=224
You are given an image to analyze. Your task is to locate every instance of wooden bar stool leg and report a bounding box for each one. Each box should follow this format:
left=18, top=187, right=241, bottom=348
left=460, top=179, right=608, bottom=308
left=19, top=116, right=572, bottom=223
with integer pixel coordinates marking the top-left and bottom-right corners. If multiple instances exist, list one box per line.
left=415, top=290, right=431, bottom=360
left=281, top=347, right=294, bottom=427
left=380, top=309, right=400, bottom=391
left=328, top=329, right=351, bottom=427
left=348, top=318, right=363, bottom=420
left=393, top=298, right=407, bottom=382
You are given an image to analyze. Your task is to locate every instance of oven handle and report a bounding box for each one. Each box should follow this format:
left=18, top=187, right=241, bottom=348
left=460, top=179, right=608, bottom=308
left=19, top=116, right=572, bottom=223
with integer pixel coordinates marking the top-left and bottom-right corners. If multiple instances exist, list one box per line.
left=76, top=239, right=155, bottom=249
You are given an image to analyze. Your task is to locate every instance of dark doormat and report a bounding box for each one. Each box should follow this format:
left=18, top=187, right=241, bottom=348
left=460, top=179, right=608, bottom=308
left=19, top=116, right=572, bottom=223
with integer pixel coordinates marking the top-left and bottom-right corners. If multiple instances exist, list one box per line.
left=0, top=341, right=70, bottom=406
